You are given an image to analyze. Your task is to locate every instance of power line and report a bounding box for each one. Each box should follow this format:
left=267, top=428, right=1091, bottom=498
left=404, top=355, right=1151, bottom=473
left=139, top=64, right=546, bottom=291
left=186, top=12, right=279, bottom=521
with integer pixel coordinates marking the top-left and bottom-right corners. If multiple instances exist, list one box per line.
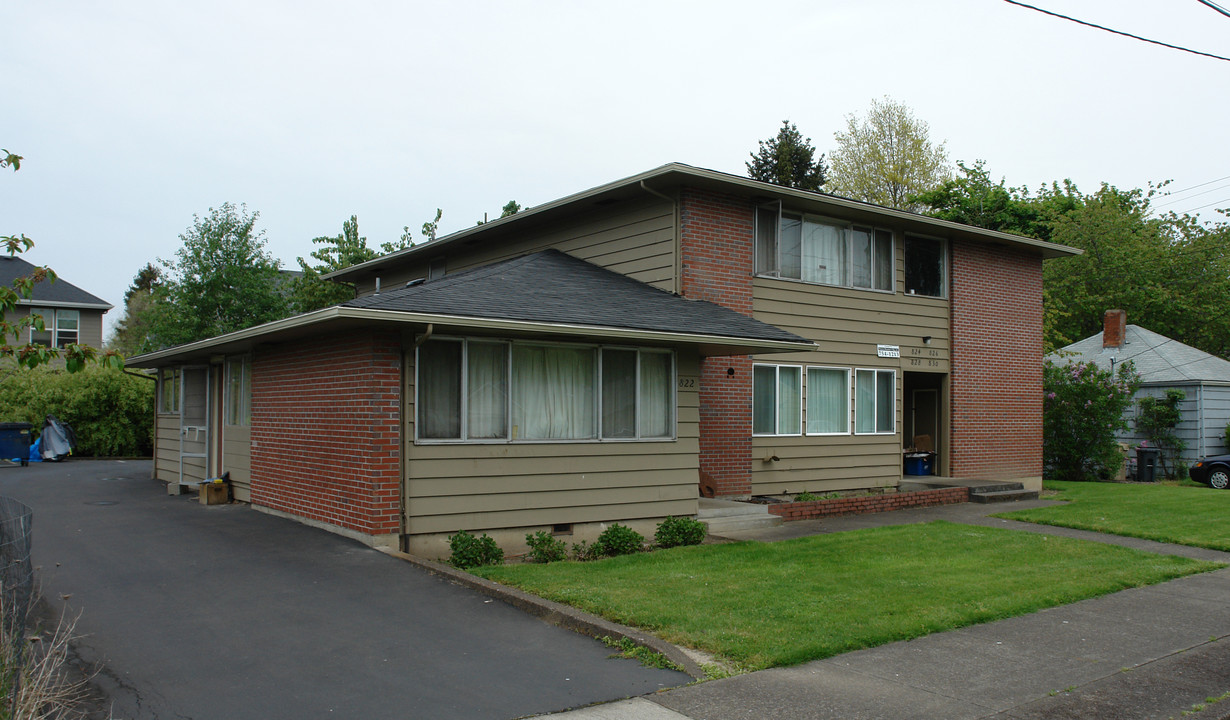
left=1165, top=175, right=1230, bottom=195
left=1196, top=0, right=1230, bottom=19
left=1155, top=182, right=1230, bottom=207
left=1002, top=0, right=1230, bottom=62
left=1176, top=197, right=1230, bottom=214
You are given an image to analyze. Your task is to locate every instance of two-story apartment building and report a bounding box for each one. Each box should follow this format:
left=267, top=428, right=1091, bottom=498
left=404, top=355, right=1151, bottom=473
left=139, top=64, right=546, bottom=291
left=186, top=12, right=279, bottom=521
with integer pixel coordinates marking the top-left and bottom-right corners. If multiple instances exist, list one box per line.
left=0, top=255, right=112, bottom=353
left=128, top=164, right=1078, bottom=555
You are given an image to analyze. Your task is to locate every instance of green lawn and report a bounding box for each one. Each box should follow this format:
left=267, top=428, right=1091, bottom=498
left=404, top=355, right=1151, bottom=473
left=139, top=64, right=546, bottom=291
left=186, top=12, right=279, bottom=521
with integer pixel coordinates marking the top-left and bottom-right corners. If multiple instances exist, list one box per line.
left=476, top=521, right=1221, bottom=670
left=995, top=481, right=1230, bottom=551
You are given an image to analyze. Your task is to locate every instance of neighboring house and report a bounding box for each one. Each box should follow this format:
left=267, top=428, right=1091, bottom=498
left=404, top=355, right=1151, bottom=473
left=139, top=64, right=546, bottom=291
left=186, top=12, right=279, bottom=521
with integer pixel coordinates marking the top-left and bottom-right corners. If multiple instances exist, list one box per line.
left=128, top=163, right=1078, bottom=555
left=0, top=255, right=112, bottom=353
left=1052, top=309, right=1230, bottom=469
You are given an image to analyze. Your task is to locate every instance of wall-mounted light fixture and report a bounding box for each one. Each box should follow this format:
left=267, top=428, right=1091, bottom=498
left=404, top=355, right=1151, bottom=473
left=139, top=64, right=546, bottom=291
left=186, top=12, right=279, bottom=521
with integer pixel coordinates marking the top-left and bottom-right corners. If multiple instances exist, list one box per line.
left=727, top=367, right=735, bottom=376
left=922, top=336, right=932, bottom=345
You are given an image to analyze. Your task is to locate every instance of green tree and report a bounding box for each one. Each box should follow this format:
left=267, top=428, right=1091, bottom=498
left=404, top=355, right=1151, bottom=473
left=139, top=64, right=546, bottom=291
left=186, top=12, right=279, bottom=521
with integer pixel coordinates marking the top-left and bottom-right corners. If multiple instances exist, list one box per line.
left=1044, top=359, right=1140, bottom=481
left=289, top=215, right=379, bottom=313
left=746, top=120, right=826, bottom=191
left=476, top=201, right=523, bottom=226
left=147, top=203, right=288, bottom=348
left=386, top=208, right=444, bottom=253
left=827, top=97, right=950, bottom=210
left=108, top=263, right=163, bottom=355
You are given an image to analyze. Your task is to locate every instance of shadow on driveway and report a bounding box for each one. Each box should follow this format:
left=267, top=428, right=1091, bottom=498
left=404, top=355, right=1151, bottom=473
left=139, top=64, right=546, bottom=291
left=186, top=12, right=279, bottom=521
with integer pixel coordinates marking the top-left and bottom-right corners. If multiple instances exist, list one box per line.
left=0, top=459, right=689, bottom=719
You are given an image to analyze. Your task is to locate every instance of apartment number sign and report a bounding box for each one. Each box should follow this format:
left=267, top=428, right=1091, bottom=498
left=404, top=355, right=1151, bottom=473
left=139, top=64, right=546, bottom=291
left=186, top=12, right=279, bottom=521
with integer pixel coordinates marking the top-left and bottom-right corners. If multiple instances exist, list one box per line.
left=876, top=344, right=900, bottom=358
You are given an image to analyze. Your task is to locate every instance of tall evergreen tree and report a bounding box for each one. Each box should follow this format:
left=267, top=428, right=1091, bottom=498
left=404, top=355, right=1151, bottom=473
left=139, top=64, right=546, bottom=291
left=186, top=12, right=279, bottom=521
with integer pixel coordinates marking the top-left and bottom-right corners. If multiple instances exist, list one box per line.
left=746, top=121, right=827, bottom=191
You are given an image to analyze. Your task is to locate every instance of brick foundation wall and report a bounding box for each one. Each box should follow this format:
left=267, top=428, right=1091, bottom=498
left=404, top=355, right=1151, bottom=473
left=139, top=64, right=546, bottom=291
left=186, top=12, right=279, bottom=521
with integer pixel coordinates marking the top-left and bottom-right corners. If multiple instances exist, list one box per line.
left=680, top=188, right=755, bottom=497
left=950, top=241, right=1044, bottom=479
left=250, top=330, right=402, bottom=537
left=767, top=487, right=969, bottom=521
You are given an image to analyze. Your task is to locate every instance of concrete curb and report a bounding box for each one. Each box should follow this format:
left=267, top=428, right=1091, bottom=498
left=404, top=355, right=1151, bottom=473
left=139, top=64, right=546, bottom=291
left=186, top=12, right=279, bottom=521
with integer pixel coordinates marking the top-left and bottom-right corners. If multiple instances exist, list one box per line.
left=379, top=549, right=708, bottom=680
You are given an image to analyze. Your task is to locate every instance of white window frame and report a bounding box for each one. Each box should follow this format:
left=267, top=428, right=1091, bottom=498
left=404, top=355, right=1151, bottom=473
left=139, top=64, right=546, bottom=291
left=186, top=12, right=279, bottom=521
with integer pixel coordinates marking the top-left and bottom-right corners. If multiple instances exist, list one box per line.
left=752, top=363, right=802, bottom=437
left=805, top=366, right=850, bottom=436
left=854, top=368, right=896, bottom=435
left=754, top=207, right=894, bottom=293
left=904, top=233, right=947, bottom=298
left=415, top=336, right=676, bottom=444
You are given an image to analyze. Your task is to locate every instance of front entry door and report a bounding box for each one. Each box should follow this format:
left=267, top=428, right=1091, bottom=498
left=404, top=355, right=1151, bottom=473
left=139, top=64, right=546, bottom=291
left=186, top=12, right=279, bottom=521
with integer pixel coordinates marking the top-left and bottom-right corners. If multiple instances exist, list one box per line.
left=179, top=366, right=210, bottom=484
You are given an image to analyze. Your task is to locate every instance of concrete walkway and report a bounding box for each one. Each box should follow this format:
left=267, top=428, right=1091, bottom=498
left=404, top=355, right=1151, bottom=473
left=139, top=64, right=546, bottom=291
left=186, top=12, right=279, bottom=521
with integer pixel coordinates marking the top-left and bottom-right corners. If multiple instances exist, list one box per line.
left=545, top=500, right=1230, bottom=720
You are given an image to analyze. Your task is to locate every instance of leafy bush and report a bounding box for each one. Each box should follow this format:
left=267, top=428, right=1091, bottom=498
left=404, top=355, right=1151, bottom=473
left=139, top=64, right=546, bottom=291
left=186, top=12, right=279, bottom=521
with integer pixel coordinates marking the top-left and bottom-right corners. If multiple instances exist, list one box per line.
left=525, top=531, right=568, bottom=563
left=1225, top=422, right=1230, bottom=453
left=793, top=491, right=817, bottom=502
left=1136, top=390, right=1186, bottom=480
left=448, top=530, right=504, bottom=569
left=594, top=523, right=645, bottom=558
left=0, top=366, right=154, bottom=456
left=654, top=516, right=707, bottom=548
left=570, top=540, right=601, bottom=562
left=1044, top=359, right=1140, bottom=481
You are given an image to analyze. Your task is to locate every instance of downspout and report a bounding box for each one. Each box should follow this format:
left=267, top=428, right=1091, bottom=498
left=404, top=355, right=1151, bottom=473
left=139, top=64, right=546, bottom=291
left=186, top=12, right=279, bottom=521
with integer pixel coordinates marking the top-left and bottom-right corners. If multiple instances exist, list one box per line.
left=640, top=181, right=681, bottom=296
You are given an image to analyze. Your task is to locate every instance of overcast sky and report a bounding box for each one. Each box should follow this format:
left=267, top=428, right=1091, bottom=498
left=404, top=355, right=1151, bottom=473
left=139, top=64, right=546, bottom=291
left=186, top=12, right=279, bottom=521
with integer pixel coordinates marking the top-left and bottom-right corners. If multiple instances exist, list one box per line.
left=3, top=1, right=1228, bottom=340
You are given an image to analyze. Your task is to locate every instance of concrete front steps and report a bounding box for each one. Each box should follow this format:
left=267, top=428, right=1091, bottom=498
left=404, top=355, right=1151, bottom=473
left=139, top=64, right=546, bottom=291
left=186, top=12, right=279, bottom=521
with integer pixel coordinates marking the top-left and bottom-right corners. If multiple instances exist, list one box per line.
left=698, top=497, right=783, bottom=534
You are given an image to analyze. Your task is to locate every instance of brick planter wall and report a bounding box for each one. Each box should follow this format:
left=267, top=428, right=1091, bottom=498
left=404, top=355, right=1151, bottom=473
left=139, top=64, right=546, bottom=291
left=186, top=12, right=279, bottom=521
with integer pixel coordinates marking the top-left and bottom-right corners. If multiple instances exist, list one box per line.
left=250, top=330, right=402, bottom=541
left=680, top=188, right=756, bottom=497
left=767, top=487, right=970, bottom=521
left=950, top=241, right=1044, bottom=479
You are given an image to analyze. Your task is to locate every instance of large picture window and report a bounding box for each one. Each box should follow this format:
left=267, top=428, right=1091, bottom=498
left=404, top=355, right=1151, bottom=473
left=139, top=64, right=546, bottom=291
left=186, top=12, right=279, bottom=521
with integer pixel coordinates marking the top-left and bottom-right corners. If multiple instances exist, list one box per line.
left=905, top=235, right=946, bottom=297
left=417, top=338, right=674, bottom=442
left=806, top=367, right=849, bottom=435
left=752, top=364, right=801, bottom=436
left=756, top=207, right=892, bottom=292
left=855, top=369, right=895, bottom=435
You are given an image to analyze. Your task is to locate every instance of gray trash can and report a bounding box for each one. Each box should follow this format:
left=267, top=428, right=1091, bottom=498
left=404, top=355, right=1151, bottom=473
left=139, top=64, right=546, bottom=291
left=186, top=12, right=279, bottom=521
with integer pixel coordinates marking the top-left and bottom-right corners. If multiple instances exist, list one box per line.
left=1136, top=447, right=1160, bottom=482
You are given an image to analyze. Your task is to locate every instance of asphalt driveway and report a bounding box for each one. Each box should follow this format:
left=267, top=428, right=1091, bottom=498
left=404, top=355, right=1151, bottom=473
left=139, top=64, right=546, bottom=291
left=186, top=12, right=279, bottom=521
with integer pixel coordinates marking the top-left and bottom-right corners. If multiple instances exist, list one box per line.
left=0, top=459, right=688, bottom=719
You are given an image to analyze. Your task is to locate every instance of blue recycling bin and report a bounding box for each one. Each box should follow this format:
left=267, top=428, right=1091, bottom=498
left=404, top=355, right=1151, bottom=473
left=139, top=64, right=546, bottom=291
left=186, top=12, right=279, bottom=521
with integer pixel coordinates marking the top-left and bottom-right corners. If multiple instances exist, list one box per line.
left=0, top=423, right=32, bottom=467
left=904, top=452, right=934, bottom=476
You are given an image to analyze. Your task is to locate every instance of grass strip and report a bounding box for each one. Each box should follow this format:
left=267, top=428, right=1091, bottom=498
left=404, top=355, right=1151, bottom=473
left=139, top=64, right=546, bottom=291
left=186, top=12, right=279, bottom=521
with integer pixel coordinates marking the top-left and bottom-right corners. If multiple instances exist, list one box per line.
left=477, top=521, right=1222, bottom=670
left=995, top=481, right=1230, bottom=551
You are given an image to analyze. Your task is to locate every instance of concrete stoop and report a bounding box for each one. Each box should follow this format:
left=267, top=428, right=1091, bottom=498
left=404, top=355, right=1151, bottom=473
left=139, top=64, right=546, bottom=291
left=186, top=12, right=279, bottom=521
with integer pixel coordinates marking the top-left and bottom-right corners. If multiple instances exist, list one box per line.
left=968, top=481, right=1039, bottom=503
left=698, top=498, right=783, bottom=534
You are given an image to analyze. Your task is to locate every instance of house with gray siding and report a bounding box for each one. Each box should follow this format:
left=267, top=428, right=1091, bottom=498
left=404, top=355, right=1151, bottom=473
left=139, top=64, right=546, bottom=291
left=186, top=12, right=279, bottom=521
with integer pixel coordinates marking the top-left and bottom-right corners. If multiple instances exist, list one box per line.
left=1053, top=309, right=1230, bottom=470
left=0, top=255, right=111, bottom=354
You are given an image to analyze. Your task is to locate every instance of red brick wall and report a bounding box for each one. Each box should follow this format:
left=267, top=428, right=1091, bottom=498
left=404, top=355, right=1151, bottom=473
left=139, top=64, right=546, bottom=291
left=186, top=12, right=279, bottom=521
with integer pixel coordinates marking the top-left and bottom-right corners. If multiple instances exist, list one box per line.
left=680, top=188, right=755, bottom=496
left=250, top=330, right=402, bottom=536
left=950, top=241, right=1044, bottom=478
left=767, top=487, right=969, bottom=520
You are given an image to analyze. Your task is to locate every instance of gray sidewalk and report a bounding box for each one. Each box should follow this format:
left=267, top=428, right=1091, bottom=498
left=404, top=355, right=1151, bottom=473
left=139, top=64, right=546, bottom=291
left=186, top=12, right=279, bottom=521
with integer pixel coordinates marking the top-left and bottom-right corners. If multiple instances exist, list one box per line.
left=546, top=500, right=1230, bottom=720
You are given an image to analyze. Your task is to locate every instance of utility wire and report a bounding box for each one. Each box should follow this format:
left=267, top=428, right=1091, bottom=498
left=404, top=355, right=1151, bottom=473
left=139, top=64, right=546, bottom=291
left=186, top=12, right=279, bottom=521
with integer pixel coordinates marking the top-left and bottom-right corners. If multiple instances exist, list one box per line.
left=1002, top=0, right=1230, bottom=62
left=1196, top=0, right=1230, bottom=19
left=1165, top=175, right=1230, bottom=195
left=1177, top=198, right=1230, bottom=214
left=1155, top=183, right=1230, bottom=207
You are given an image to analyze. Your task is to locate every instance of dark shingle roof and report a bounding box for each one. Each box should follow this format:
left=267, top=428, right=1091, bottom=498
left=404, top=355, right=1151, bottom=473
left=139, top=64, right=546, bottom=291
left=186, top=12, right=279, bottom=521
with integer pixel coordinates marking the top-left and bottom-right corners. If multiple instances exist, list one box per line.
left=0, top=256, right=112, bottom=308
left=343, top=249, right=808, bottom=345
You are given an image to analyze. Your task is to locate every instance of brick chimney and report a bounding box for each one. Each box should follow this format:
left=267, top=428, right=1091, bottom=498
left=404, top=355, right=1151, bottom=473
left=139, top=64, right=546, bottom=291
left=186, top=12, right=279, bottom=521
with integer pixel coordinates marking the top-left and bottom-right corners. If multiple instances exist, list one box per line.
left=1103, top=309, right=1126, bottom=349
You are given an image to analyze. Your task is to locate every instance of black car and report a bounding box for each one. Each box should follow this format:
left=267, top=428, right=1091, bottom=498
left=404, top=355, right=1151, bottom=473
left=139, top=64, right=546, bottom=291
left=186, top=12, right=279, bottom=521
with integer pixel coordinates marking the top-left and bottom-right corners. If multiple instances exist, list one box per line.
left=1189, top=454, right=1230, bottom=489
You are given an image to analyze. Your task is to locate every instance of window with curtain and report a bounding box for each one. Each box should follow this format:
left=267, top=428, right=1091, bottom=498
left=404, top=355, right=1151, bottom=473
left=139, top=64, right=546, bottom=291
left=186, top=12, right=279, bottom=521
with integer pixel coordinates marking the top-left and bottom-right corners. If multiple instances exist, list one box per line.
left=224, top=356, right=251, bottom=426
left=806, top=367, right=849, bottom=434
left=417, top=338, right=673, bottom=442
left=855, top=369, right=895, bottom=434
left=755, top=210, right=893, bottom=292
left=753, top=364, right=801, bottom=436
left=159, top=368, right=181, bottom=414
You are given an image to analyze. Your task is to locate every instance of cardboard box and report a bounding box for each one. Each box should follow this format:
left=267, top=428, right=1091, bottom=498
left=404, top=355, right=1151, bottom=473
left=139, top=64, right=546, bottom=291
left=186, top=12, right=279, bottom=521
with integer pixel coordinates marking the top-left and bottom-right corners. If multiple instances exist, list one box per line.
left=200, top=482, right=228, bottom=505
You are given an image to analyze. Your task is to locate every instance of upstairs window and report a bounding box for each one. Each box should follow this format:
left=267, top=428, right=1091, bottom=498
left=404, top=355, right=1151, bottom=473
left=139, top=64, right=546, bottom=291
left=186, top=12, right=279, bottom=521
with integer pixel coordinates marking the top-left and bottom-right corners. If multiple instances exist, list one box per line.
left=28, top=308, right=80, bottom=348
left=755, top=207, right=892, bottom=292
left=905, top=235, right=946, bottom=297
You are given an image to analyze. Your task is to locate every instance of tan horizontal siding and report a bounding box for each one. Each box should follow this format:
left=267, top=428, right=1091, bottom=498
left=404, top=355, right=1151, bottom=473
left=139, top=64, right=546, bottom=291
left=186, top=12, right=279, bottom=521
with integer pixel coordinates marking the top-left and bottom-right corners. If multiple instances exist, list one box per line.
left=222, top=424, right=252, bottom=502
left=359, top=197, right=677, bottom=295
left=154, top=415, right=180, bottom=481
left=404, top=351, right=700, bottom=535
